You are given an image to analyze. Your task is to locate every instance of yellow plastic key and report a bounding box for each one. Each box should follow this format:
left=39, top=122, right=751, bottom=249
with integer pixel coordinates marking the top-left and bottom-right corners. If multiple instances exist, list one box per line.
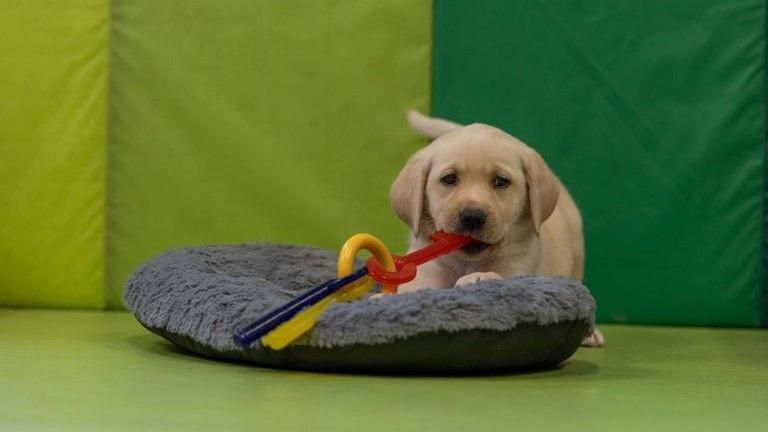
left=260, top=277, right=374, bottom=350
left=337, top=234, right=398, bottom=293
left=259, top=233, right=396, bottom=350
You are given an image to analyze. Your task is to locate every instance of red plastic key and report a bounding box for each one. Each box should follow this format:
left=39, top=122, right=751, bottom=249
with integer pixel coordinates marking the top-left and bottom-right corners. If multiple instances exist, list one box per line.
left=365, top=231, right=473, bottom=292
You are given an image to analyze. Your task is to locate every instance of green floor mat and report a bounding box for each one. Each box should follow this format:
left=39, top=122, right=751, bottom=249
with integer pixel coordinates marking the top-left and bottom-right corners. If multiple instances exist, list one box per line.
left=1, top=309, right=766, bottom=431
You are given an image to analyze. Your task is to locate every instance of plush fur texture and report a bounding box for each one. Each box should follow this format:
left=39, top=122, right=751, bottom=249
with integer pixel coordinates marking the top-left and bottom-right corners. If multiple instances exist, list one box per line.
left=123, top=244, right=595, bottom=354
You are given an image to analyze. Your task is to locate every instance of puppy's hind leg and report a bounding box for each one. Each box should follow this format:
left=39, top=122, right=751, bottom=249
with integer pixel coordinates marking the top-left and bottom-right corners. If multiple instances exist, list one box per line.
left=581, top=328, right=605, bottom=347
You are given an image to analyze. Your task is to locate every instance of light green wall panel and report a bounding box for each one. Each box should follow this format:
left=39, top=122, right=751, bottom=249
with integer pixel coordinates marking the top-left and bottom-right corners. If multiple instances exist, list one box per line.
left=107, top=1, right=432, bottom=307
left=0, top=0, right=108, bottom=307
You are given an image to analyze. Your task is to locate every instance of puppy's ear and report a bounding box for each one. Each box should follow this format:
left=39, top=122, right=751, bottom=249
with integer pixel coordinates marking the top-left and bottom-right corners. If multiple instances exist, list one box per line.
left=407, top=110, right=462, bottom=139
left=522, top=148, right=559, bottom=236
left=390, top=149, right=431, bottom=236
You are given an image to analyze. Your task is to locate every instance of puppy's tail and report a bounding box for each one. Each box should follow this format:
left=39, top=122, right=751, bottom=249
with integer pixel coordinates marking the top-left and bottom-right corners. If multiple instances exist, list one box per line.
left=407, top=110, right=462, bottom=139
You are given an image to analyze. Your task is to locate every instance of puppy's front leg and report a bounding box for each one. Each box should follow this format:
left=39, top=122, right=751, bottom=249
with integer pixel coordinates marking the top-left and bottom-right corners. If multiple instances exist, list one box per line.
left=454, top=272, right=503, bottom=287
left=396, top=261, right=451, bottom=294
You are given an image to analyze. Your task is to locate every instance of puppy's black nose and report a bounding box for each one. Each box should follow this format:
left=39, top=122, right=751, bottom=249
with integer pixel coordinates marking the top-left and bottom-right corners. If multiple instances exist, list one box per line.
left=460, top=208, right=486, bottom=231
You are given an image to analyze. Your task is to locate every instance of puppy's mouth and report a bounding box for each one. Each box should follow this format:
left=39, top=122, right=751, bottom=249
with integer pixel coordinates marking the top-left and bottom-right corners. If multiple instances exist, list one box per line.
left=460, top=238, right=495, bottom=255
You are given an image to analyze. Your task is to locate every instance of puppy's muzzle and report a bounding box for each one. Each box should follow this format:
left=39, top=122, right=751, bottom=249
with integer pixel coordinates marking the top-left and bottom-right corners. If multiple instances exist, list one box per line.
left=459, top=208, right=486, bottom=232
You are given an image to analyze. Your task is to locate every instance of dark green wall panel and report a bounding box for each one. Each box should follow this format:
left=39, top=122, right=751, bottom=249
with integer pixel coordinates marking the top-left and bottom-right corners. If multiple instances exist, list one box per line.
left=433, top=0, right=764, bottom=325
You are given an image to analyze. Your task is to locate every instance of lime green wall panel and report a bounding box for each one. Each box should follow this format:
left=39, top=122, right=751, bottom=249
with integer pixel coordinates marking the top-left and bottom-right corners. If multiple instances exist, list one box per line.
left=433, top=0, right=764, bottom=326
left=107, top=1, right=432, bottom=306
left=0, top=1, right=108, bottom=307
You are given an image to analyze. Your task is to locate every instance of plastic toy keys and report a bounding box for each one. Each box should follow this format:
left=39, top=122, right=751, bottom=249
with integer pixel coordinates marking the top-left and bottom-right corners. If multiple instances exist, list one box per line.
left=260, top=275, right=375, bottom=350
left=366, top=231, right=473, bottom=291
left=232, top=267, right=371, bottom=349
left=234, top=234, right=396, bottom=349
left=233, top=231, right=473, bottom=350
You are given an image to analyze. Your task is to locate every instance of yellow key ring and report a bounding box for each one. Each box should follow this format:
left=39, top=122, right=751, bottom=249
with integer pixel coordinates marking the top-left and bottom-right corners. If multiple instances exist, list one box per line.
left=337, top=234, right=398, bottom=294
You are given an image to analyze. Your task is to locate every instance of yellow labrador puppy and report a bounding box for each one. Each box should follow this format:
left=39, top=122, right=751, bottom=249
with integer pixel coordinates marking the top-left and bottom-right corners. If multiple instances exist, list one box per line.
left=390, top=111, right=604, bottom=347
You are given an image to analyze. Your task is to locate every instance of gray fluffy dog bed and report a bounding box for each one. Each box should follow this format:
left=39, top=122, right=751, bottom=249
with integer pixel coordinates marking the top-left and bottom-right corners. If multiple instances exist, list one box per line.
left=124, top=244, right=596, bottom=374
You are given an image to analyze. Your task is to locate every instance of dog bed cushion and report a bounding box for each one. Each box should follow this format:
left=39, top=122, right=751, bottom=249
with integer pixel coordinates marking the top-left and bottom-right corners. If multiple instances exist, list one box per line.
left=123, top=244, right=596, bottom=373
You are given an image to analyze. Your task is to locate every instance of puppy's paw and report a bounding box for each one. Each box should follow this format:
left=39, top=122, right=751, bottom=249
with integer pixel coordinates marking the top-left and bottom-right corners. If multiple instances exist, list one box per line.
left=581, top=328, right=605, bottom=348
left=454, top=272, right=503, bottom=288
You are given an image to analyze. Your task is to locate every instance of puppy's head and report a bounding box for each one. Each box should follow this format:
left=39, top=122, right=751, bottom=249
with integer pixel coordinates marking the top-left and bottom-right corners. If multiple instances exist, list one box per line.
left=391, top=117, right=559, bottom=260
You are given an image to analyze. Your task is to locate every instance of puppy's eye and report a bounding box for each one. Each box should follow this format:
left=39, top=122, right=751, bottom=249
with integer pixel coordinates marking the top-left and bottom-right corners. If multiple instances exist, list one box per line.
left=440, top=173, right=458, bottom=186
left=493, top=176, right=510, bottom=189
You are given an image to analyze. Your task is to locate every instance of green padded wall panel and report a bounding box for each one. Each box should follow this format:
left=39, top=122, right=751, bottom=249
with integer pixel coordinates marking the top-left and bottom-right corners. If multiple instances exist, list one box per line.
left=107, top=1, right=432, bottom=307
left=0, top=0, right=108, bottom=307
left=433, top=0, right=765, bottom=326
